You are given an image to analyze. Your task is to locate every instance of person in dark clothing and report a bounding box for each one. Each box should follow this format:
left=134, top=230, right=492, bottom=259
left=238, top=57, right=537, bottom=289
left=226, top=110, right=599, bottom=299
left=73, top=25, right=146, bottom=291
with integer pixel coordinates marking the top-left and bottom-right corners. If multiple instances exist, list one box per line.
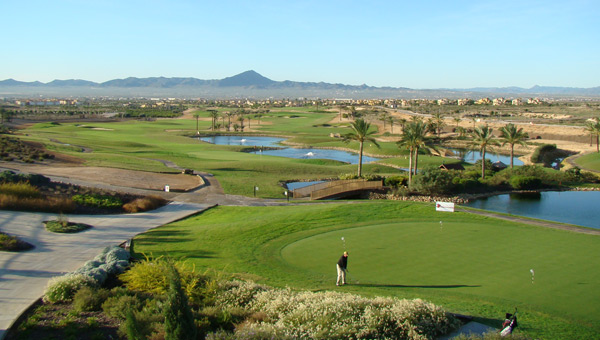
left=336, top=251, right=348, bottom=286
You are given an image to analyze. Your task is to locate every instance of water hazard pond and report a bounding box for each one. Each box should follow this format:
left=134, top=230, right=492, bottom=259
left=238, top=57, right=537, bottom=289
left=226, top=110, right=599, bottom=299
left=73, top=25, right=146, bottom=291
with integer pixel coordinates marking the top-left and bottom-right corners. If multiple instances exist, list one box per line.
left=464, top=191, right=600, bottom=230
left=199, top=135, right=380, bottom=164
left=200, top=136, right=596, bottom=229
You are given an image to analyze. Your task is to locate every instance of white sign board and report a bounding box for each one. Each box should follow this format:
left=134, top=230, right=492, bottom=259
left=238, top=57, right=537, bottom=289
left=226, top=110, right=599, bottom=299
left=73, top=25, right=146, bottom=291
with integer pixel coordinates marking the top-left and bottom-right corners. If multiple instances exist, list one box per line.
left=436, top=201, right=454, bottom=212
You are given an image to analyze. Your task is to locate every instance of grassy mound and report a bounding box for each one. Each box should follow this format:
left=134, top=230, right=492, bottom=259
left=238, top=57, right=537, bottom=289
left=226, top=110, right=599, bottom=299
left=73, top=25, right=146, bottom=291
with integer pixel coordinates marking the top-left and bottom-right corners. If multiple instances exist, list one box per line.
left=45, top=220, right=92, bottom=233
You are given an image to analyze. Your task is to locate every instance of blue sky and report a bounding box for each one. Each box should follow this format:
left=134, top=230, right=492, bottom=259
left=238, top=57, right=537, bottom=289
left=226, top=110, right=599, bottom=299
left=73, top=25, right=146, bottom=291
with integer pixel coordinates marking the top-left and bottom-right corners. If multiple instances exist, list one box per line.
left=1, top=0, right=598, bottom=88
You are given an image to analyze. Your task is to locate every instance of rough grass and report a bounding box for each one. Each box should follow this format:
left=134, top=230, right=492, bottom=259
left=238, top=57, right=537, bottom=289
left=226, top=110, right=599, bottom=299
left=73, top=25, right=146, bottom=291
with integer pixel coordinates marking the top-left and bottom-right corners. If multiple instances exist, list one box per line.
left=132, top=201, right=600, bottom=340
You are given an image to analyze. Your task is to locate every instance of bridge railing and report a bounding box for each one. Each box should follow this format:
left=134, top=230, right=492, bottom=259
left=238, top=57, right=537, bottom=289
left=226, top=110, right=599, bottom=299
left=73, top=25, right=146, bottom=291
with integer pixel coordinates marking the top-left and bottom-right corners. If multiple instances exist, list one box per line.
left=310, top=180, right=384, bottom=200
left=292, top=179, right=367, bottom=198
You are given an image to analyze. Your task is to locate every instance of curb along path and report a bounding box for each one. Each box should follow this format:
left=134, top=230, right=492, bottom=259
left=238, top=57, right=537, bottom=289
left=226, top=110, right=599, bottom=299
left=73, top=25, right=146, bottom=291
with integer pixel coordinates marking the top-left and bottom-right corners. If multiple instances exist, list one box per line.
left=0, top=202, right=212, bottom=340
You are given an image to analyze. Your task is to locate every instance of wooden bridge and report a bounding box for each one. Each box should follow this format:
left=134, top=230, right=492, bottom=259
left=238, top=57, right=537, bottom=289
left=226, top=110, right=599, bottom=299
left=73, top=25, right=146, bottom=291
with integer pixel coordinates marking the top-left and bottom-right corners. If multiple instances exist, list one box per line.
left=292, top=179, right=384, bottom=200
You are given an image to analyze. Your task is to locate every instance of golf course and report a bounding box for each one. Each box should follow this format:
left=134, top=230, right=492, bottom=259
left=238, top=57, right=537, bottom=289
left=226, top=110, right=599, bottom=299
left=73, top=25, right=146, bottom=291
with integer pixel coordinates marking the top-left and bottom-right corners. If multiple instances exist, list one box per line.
left=131, top=202, right=599, bottom=339
left=7, top=106, right=600, bottom=339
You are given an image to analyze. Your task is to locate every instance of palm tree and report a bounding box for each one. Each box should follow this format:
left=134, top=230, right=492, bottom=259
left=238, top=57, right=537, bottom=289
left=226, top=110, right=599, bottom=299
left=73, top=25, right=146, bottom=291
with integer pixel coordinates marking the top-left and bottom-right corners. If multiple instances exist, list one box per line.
left=432, top=112, right=445, bottom=137
left=207, top=109, right=219, bottom=131
left=453, top=117, right=461, bottom=128
left=342, top=119, right=380, bottom=177
left=397, top=121, right=434, bottom=186
left=585, top=118, right=600, bottom=153
left=470, top=125, right=499, bottom=179
left=499, top=123, right=529, bottom=168
left=237, top=115, right=245, bottom=132
left=193, top=112, right=200, bottom=135
left=397, top=123, right=418, bottom=185
left=379, top=113, right=389, bottom=130
left=348, top=106, right=357, bottom=120
left=387, top=116, right=394, bottom=134
left=225, top=111, right=234, bottom=131
left=398, top=118, right=407, bottom=130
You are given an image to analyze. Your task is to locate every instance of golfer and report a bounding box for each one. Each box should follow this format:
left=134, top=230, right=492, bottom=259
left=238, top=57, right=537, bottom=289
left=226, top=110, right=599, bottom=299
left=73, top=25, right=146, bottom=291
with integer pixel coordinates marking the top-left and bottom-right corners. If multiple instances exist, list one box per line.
left=336, top=251, right=348, bottom=286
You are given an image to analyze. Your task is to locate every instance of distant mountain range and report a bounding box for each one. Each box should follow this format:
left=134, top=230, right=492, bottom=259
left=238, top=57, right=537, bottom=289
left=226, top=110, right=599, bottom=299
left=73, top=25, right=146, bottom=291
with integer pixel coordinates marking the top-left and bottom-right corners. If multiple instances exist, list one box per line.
left=1, top=70, right=599, bottom=99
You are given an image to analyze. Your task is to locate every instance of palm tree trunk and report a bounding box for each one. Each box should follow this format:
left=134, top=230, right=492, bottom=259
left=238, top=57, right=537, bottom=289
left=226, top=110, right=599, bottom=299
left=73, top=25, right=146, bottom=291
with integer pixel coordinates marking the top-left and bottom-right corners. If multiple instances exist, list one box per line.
left=510, top=144, right=514, bottom=168
left=408, top=148, right=413, bottom=186
left=358, top=141, right=364, bottom=177
left=481, top=149, right=486, bottom=179
left=414, top=147, right=420, bottom=175
left=597, top=135, right=599, bottom=153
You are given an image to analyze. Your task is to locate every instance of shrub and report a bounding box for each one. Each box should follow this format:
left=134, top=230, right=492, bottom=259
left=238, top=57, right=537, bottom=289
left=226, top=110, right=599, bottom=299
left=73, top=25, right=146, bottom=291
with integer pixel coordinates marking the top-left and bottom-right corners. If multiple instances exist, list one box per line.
left=412, top=167, right=457, bottom=195
left=74, top=246, right=130, bottom=285
left=119, top=256, right=205, bottom=303
left=215, top=282, right=460, bottom=340
left=530, top=144, right=556, bottom=164
left=0, top=231, right=34, bottom=251
left=473, top=159, right=495, bottom=175
left=23, top=173, right=51, bottom=186
left=338, top=173, right=359, bottom=180
left=43, top=274, right=96, bottom=303
left=102, top=246, right=131, bottom=263
left=164, top=262, right=197, bottom=340
left=102, top=294, right=145, bottom=320
left=215, top=280, right=271, bottom=309
left=454, top=178, right=485, bottom=192
left=385, top=175, right=408, bottom=188
left=72, top=194, right=123, bottom=209
left=73, top=286, right=110, bottom=312
left=0, top=170, right=17, bottom=182
left=509, top=176, right=542, bottom=190
left=123, top=195, right=168, bottom=213
left=200, top=306, right=249, bottom=332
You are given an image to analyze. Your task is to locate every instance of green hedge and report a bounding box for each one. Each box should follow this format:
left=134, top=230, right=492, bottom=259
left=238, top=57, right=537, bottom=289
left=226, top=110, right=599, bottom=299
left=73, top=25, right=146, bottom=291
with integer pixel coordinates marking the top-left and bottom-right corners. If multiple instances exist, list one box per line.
left=72, top=194, right=123, bottom=209
left=509, top=175, right=542, bottom=190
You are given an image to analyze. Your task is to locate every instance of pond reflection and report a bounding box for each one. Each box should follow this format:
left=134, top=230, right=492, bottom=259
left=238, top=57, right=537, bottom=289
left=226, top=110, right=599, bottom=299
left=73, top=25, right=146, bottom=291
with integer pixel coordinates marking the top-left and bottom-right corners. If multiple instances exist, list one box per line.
left=464, top=191, right=600, bottom=229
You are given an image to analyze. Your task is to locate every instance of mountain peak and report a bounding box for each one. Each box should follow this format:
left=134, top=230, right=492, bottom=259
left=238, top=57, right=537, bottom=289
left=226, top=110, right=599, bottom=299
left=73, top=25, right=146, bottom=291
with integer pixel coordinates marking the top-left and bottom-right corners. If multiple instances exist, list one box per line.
left=218, top=70, right=275, bottom=87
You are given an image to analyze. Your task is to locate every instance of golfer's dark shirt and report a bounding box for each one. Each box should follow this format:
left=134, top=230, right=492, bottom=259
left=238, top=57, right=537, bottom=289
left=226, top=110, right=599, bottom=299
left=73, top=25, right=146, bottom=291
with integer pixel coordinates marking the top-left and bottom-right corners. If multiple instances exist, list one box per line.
left=337, top=255, right=347, bottom=270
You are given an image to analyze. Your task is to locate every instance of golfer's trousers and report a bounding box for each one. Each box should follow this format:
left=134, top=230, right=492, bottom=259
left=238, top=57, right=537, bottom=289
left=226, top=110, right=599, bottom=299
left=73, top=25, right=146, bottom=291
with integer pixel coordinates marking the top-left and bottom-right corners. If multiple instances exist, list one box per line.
left=336, top=264, right=346, bottom=285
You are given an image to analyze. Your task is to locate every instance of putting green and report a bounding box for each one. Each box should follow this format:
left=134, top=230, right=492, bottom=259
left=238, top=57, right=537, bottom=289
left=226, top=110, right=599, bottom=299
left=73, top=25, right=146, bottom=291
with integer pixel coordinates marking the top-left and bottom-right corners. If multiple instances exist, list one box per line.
left=281, top=221, right=600, bottom=324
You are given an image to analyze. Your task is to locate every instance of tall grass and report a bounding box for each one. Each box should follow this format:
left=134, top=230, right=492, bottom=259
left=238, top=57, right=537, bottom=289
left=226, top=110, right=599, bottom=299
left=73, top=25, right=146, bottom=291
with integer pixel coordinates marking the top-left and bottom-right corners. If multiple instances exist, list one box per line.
left=122, top=195, right=167, bottom=213
left=0, top=194, right=75, bottom=213
left=0, top=182, right=41, bottom=198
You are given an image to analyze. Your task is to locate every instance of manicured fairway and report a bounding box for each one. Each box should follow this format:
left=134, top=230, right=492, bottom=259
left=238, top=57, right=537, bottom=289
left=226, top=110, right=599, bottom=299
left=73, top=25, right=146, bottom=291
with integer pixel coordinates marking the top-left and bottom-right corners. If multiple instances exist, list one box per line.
left=19, top=112, right=464, bottom=197
left=132, top=201, right=600, bottom=339
left=575, top=152, right=600, bottom=171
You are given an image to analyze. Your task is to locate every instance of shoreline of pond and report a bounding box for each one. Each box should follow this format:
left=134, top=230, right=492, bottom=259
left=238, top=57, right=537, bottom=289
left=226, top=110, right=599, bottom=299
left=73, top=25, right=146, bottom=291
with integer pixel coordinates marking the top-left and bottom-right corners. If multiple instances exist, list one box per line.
left=369, top=186, right=600, bottom=205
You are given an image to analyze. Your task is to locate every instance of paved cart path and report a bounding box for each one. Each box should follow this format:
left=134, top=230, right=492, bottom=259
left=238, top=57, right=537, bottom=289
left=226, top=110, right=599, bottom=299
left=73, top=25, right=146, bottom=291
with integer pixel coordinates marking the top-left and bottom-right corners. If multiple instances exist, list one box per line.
left=0, top=202, right=211, bottom=339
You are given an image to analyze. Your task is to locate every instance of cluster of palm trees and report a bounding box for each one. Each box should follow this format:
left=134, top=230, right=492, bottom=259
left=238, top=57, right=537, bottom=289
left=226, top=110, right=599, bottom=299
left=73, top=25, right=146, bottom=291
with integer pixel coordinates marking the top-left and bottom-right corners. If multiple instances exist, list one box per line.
left=344, top=116, right=530, bottom=185
left=194, top=109, right=269, bottom=134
